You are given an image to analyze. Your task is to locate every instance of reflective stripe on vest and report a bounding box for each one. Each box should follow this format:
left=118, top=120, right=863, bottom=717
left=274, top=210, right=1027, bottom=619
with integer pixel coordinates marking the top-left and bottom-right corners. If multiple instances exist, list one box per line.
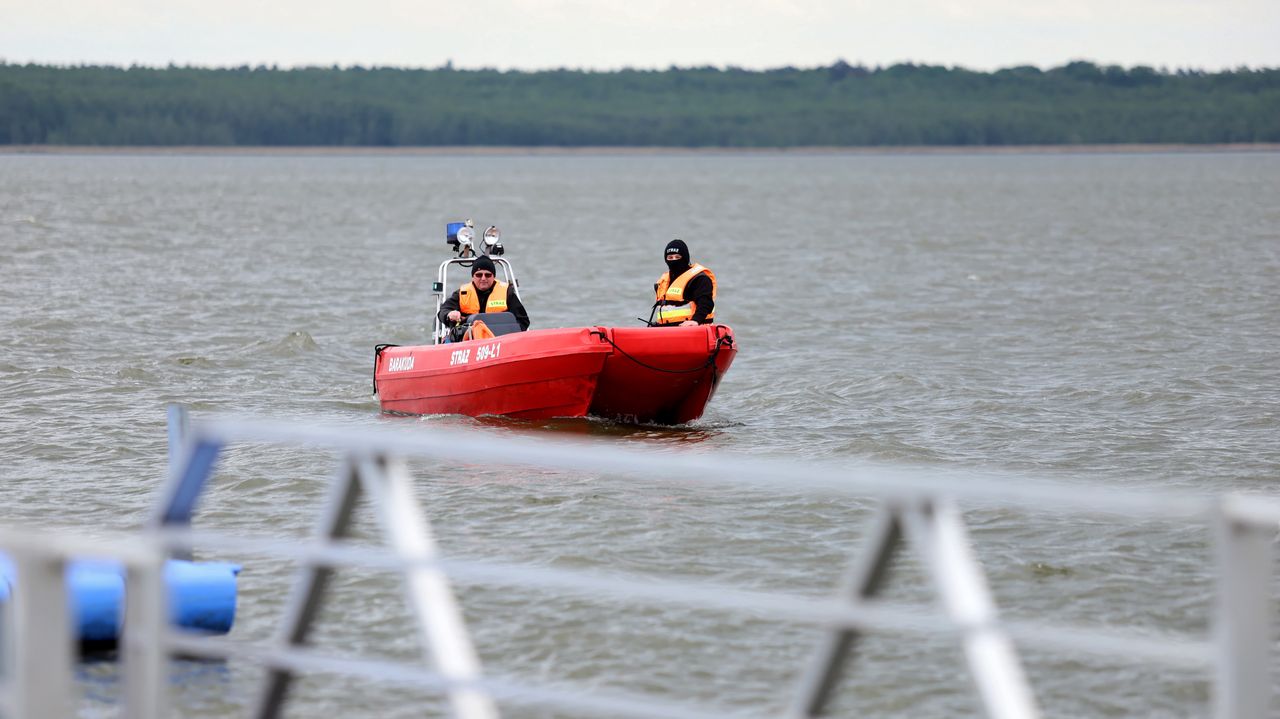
left=654, top=304, right=696, bottom=324
left=654, top=264, right=716, bottom=324
left=459, top=281, right=509, bottom=315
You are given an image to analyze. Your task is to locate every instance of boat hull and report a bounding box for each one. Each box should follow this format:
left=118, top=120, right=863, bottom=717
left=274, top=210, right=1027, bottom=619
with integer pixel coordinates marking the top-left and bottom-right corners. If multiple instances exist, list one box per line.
left=588, top=325, right=736, bottom=424
left=376, top=328, right=612, bottom=419
left=374, top=325, right=737, bottom=424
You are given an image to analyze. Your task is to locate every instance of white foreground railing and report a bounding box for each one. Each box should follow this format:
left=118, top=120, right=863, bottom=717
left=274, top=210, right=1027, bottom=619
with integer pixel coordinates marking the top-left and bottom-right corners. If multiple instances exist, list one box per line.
left=1, top=406, right=1277, bottom=718
left=0, top=530, right=168, bottom=719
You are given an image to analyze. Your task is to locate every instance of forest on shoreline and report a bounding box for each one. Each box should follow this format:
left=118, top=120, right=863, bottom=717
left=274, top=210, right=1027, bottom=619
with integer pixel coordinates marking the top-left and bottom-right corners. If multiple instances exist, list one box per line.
left=3, top=61, right=1278, bottom=147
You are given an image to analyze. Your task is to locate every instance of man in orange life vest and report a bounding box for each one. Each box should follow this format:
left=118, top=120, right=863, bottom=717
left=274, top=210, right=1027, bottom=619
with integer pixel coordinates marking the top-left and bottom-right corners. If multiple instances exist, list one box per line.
left=439, top=254, right=530, bottom=332
left=652, top=239, right=717, bottom=326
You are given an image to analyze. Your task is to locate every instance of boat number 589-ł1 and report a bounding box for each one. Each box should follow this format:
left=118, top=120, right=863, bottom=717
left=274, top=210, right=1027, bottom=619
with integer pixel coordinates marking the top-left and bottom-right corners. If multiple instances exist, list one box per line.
left=450, top=343, right=501, bottom=366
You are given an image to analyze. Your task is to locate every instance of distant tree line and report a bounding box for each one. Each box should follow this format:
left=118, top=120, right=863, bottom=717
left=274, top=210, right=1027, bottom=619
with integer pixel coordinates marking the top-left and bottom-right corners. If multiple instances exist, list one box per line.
left=1, top=61, right=1278, bottom=146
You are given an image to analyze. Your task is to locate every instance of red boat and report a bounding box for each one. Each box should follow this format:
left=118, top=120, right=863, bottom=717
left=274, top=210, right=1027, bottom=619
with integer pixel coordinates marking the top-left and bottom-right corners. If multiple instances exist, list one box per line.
left=373, top=221, right=737, bottom=425
left=375, top=324, right=735, bottom=423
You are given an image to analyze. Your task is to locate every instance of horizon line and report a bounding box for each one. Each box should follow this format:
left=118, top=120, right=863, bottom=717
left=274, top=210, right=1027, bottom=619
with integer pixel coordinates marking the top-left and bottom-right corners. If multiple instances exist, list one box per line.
left=2, top=58, right=1277, bottom=75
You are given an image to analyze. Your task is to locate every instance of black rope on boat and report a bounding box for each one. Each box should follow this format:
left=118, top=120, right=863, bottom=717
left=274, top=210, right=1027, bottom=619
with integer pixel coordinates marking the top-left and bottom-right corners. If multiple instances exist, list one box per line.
left=590, top=329, right=733, bottom=375
left=708, top=329, right=734, bottom=391
left=373, top=344, right=400, bottom=394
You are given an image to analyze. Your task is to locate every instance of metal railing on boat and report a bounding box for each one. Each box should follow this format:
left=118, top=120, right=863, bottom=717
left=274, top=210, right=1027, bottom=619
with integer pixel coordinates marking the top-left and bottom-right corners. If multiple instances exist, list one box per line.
left=0, top=405, right=1277, bottom=719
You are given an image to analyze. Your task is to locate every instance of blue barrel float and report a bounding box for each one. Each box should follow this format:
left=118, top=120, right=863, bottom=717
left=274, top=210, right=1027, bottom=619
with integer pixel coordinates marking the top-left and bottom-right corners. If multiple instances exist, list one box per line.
left=0, top=554, right=239, bottom=643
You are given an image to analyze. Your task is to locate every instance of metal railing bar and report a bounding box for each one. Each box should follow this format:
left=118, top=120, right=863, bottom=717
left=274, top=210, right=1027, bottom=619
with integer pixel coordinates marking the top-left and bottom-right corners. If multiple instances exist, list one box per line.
left=787, top=505, right=902, bottom=717
left=154, top=527, right=1213, bottom=668
left=900, top=500, right=1039, bottom=719
left=163, top=623, right=1209, bottom=719
left=6, top=549, right=74, bottom=718
left=164, top=634, right=764, bottom=719
left=122, top=552, right=169, bottom=719
left=1211, top=506, right=1276, bottom=719
left=189, top=416, right=1278, bottom=524
left=1217, top=494, right=1280, bottom=527
left=1002, top=619, right=1211, bottom=669
left=254, top=453, right=364, bottom=718
left=0, top=527, right=159, bottom=566
left=358, top=452, right=498, bottom=719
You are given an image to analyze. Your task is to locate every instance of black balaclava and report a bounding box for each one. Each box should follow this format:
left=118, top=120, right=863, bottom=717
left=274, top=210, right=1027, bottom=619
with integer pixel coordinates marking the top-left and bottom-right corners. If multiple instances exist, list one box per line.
left=664, top=239, right=690, bottom=277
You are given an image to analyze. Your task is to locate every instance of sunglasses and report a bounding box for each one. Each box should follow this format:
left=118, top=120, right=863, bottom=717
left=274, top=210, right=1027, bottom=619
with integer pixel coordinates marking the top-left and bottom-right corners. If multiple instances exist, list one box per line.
left=473, top=271, right=494, bottom=279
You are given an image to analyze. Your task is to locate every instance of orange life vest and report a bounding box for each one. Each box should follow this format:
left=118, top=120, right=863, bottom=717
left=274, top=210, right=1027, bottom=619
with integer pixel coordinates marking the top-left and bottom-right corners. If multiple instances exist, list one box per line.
left=459, top=281, right=509, bottom=315
left=654, top=264, right=716, bottom=325
left=462, top=319, right=496, bottom=341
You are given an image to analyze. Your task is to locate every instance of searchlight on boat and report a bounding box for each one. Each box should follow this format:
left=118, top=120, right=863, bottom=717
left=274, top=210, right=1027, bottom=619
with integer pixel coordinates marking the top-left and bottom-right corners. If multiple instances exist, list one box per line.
left=483, top=225, right=504, bottom=255
left=445, top=219, right=478, bottom=258
left=456, top=225, right=476, bottom=258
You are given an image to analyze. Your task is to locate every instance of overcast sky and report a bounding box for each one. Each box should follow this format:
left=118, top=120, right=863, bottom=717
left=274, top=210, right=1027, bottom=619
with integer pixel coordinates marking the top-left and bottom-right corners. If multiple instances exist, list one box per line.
left=2, top=0, right=1277, bottom=72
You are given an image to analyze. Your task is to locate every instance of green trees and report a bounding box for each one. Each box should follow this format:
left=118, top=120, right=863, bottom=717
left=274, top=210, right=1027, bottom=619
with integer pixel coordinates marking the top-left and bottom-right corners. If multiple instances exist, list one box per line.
left=1, top=61, right=1276, bottom=146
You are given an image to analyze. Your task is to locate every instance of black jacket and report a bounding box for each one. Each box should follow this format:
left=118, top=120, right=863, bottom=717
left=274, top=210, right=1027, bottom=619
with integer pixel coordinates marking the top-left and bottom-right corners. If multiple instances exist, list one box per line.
left=438, top=283, right=530, bottom=331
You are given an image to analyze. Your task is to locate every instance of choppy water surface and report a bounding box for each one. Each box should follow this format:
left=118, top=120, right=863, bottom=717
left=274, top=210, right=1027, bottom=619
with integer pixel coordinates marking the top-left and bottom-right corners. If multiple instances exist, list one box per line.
left=2, top=150, right=1279, bottom=717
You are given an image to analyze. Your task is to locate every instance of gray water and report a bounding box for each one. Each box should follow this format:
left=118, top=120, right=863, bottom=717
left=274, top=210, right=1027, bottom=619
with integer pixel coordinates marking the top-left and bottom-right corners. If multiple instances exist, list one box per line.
left=2, top=150, right=1279, bottom=717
